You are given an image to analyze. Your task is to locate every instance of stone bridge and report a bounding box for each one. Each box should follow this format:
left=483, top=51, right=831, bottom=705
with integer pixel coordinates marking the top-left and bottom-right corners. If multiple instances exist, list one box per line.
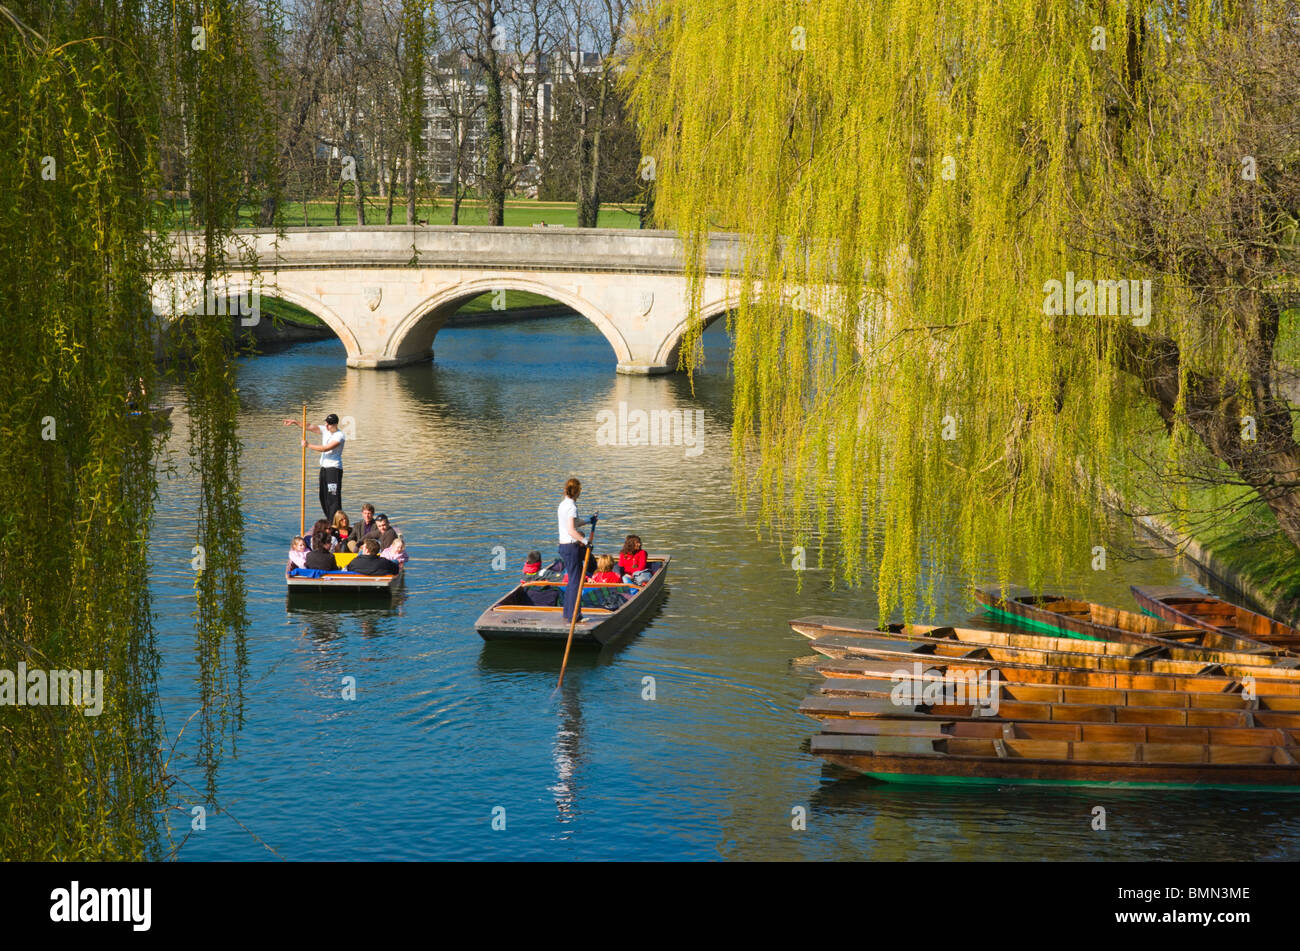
left=153, top=226, right=757, bottom=373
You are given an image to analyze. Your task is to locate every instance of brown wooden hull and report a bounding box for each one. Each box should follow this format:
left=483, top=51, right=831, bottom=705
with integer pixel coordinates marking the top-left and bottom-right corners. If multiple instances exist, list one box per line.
left=813, top=733, right=1300, bottom=788
left=810, top=670, right=1300, bottom=712
left=973, top=584, right=1290, bottom=656
left=1132, top=584, right=1300, bottom=650
left=801, top=680, right=1300, bottom=727
left=811, top=713, right=1300, bottom=747
left=814, top=653, right=1300, bottom=696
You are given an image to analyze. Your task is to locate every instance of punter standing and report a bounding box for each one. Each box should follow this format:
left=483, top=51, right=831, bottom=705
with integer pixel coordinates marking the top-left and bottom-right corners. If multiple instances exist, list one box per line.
left=285, top=413, right=346, bottom=520
left=557, top=477, right=597, bottom=623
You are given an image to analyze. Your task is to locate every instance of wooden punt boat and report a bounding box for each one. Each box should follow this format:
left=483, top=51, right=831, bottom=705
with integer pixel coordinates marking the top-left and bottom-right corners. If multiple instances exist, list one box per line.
left=812, top=713, right=1300, bottom=749
left=809, top=732, right=1300, bottom=788
left=474, top=556, right=670, bottom=645
left=286, top=551, right=404, bottom=595
left=810, top=652, right=1300, bottom=697
left=129, top=404, right=175, bottom=430
left=799, top=677, right=1300, bottom=726
left=286, top=570, right=403, bottom=595
left=1133, top=584, right=1300, bottom=650
left=812, top=670, right=1300, bottom=712
left=791, top=616, right=1300, bottom=671
left=802, top=630, right=1300, bottom=685
left=972, top=584, right=1291, bottom=656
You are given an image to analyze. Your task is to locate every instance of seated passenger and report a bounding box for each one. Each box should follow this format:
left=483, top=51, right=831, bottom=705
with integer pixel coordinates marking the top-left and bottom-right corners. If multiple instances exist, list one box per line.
left=374, top=513, right=399, bottom=549
left=619, top=535, right=652, bottom=584
left=307, top=519, right=331, bottom=549
left=287, top=536, right=308, bottom=573
left=332, top=510, right=357, bottom=553
left=521, top=550, right=544, bottom=581
left=380, top=537, right=408, bottom=565
left=348, top=538, right=400, bottom=575
left=356, top=503, right=381, bottom=544
left=304, top=541, right=338, bottom=571
left=589, top=554, right=622, bottom=584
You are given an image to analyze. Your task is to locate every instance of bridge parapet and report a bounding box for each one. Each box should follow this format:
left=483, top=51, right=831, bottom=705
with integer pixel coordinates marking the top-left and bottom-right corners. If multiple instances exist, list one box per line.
left=153, top=227, right=792, bottom=373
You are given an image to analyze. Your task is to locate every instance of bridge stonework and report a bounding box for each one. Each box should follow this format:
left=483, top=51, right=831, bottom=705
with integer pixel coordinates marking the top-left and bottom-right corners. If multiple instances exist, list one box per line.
left=154, top=226, right=747, bottom=374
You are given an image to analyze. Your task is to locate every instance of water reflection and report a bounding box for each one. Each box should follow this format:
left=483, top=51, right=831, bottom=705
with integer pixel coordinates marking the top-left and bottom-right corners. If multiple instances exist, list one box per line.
left=551, top=683, right=585, bottom=831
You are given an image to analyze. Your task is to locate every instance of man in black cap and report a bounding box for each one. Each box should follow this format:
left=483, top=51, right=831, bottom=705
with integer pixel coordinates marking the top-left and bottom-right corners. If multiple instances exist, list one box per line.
left=284, top=413, right=346, bottom=520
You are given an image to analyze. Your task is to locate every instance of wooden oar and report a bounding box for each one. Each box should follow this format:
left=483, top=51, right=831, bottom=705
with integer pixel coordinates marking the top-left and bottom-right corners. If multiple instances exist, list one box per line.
left=299, top=403, right=307, bottom=538
left=557, top=523, right=596, bottom=689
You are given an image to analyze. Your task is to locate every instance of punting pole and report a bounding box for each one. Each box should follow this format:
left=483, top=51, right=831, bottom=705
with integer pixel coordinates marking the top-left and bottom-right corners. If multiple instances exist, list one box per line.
left=299, top=403, right=307, bottom=538
left=557, top=524, right=596, bottom=689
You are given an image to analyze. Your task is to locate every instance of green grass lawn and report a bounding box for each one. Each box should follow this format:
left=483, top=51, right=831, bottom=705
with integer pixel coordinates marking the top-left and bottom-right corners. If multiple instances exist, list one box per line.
left=260, top=289, right=561, bottom=327
left=260, top=298, right=324, bottom=326
left=158, top=198, right=644, bottom=230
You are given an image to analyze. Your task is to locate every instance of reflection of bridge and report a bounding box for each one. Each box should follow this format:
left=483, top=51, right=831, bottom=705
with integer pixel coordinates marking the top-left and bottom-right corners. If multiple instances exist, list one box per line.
left=154, top=226, right=750, bottom=373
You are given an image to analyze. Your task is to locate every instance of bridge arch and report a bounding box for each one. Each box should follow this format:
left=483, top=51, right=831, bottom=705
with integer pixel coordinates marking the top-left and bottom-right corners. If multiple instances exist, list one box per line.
left=654, top=293, right=745, bottom=369
left=384, top=276, right=633, bottom=366
left=654, top=287, right=860, bottom=369
left=152, top=277, right=364, bottom=362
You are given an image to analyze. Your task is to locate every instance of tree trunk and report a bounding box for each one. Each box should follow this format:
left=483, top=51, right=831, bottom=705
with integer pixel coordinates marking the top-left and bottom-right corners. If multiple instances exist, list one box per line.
left=354, top=172, right=366, bottom=226
left=334, top=173, right=343, bottom=226
left=405, top=138, right=416, bottom=224
left=482, top=49, right=506, bottom=226
left=385, top=150, right=396, bottom=225
left=1111, top=307, right=1300, bottom=549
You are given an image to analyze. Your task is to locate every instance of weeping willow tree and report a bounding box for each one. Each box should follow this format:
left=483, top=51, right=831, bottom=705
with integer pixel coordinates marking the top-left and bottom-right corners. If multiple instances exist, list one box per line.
left=0, top=0, right=278, bottom=857
left=626, top=0, right=1300, bottom=618
left=0, top=1, right=166, bottom=858
left=160, top=0, right=286, bottom=804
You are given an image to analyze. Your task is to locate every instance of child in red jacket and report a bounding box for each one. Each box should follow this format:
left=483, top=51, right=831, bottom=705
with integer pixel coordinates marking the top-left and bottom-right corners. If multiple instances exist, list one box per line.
left=590, top=554, right=622, bottom=584
left=618, top=535, right=652, bottom=584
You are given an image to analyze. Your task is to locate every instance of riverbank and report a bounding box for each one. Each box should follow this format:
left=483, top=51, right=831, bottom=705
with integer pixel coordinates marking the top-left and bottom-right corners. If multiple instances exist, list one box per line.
left=1096, top=439, right=1300, bottom=625
left=1131, top=506, right=1300, bottom=626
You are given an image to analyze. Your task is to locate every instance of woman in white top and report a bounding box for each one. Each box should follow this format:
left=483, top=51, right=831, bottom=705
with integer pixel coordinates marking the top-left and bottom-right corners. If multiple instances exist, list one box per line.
left=557, top=477, right=597, bottom=622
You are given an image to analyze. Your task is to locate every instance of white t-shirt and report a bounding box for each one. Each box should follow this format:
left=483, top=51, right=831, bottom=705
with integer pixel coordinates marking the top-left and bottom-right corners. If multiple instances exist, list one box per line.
left=320, top=428, right=345, bottom=468
left=557, top=496, right=581, bottom=545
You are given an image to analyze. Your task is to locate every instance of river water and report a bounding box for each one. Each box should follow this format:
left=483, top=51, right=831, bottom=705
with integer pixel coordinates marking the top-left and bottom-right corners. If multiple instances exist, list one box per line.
left=148, top=314, right=1300, bottom=860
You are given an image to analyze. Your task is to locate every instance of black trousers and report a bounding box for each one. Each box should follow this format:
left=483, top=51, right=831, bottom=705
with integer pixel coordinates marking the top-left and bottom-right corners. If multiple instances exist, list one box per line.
left=559, top=542, right=589, bottom=621
left=319, top=467, right=342, bottom=521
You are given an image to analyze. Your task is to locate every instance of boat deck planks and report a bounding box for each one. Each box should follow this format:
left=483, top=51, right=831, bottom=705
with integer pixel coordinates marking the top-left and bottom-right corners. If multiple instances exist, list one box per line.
left=474, top=555, right=670, bottom=645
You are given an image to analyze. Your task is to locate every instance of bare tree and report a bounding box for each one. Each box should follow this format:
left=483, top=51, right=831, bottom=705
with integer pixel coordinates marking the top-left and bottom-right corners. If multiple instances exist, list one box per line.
left=547, top=0, right=629, bottom=227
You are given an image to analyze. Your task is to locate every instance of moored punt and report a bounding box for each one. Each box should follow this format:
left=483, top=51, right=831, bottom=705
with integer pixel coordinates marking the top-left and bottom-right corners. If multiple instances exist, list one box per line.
left=803, top=631, right=1300, bottom=685
left=809, top=733, right=1300, bottom=788
left=791, top=617, right=1300, bottom=671
left=812, top=653, right=1300, bottom=697
left=971, top=585, right=1292, bottom=656
left=1133, top=584, right=1300, bottom=650
left=475, top=556, right=670, bottom=645
left=799, top=678, right=1300, bottom=726
left=807, top=670, right=1300, bottom=711
left=812, top=713, right=1300, bottom=748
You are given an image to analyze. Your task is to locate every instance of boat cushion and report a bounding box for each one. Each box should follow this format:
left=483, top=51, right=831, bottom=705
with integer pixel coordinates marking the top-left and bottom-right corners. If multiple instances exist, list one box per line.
left=289, top=568, right=367, bottom=579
